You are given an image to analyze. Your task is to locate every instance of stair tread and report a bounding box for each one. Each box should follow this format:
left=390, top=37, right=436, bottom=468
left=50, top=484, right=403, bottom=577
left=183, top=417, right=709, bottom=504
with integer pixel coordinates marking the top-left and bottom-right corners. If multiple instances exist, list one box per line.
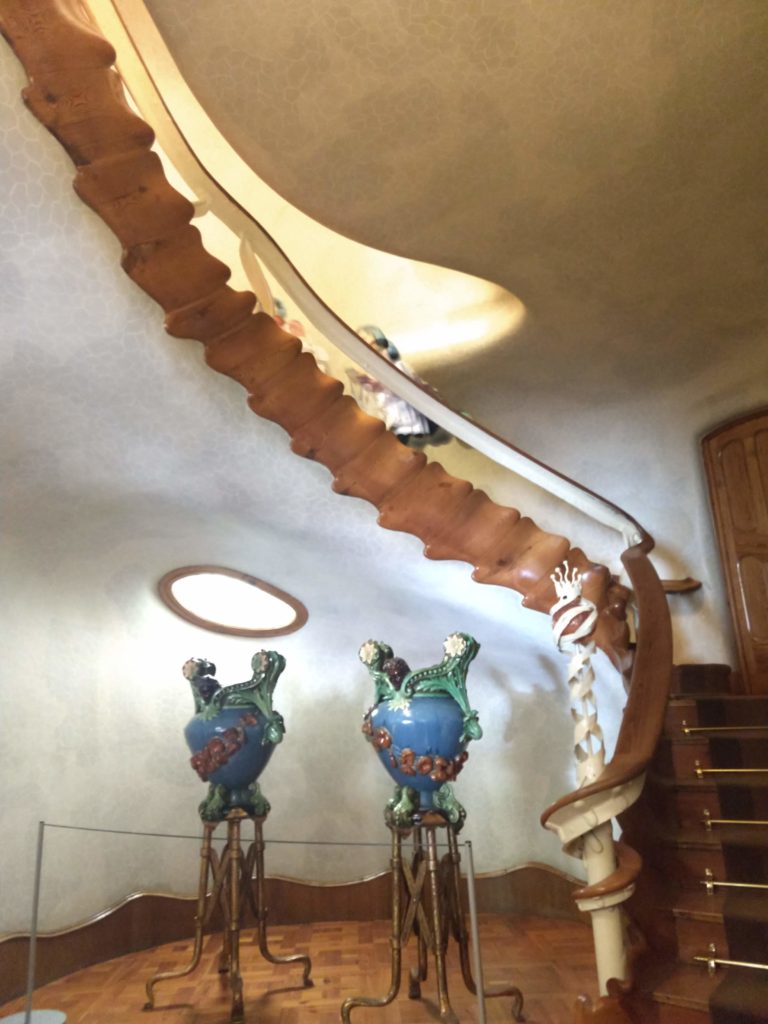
left=667, top=824, right=768, bottom=847
left=672, top=890, right=728, bottom=921
left=672, top=889, right=768, bottom=923
left=639, top=959, right=718, bottom=1010
left=669, top=694, right=768, bottom=705
left=648, top=769, right=768, bottom=790
left=711, top=969, right=768, bottom=1019
left=662, top=732, right=768, bottom=746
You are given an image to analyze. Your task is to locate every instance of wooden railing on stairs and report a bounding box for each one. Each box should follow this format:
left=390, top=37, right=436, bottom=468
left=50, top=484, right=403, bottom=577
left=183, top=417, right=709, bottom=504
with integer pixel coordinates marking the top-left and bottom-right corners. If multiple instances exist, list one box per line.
left=0, top=2, right=676, bottom=1018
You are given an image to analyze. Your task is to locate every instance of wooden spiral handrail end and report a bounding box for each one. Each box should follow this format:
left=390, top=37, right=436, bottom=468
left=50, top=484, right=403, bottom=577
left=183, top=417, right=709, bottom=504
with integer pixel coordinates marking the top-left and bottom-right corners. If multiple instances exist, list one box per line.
left=571, top=842, right=642, bottom=906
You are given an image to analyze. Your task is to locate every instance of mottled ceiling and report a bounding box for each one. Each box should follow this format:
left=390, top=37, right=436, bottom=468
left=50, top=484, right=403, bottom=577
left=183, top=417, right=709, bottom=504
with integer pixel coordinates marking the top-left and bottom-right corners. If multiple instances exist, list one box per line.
left=145, top=0, right=768, bottom=431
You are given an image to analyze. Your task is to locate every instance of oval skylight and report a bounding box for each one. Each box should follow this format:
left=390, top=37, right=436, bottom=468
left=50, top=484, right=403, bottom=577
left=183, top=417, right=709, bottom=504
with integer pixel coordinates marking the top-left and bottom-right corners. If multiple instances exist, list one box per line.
left=158, top=566, right=308, bottom=637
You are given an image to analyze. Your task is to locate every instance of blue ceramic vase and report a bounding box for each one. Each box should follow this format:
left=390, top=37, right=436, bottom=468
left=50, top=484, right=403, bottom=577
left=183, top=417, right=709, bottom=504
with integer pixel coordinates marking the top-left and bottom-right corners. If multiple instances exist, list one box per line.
left=182, top=651, right=286, bottom=822
left=359, top=633, right=482, bottom=829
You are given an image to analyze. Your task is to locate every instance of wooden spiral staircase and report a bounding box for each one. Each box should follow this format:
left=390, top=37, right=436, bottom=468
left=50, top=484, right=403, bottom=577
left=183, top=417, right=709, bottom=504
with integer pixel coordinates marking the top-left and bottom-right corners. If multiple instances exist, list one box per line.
left=1, top=2, right=725, bottom=1020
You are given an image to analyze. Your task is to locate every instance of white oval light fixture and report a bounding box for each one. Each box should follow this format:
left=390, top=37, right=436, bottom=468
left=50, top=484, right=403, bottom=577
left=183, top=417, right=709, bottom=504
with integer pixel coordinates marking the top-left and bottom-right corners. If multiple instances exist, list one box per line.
left=158, top=565, right=308, bottom=637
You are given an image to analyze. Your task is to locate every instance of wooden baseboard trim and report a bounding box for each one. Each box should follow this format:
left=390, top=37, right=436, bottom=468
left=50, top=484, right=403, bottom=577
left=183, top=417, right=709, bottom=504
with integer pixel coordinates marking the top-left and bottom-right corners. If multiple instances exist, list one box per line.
left=0, top=862, right=584, bottom=1004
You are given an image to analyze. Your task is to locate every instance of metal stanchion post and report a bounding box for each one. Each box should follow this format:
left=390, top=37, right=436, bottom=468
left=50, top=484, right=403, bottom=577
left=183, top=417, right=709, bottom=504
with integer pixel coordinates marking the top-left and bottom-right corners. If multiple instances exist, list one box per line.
left=1, top=821, right=66, bottom=1024
left=464, top=841, right=487, bottom=1024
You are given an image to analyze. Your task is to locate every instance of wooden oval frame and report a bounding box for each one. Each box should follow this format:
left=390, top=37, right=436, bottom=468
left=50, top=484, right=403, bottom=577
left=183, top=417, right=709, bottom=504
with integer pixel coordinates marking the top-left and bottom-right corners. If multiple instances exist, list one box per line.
left=158, top=565, right=308, bottom=638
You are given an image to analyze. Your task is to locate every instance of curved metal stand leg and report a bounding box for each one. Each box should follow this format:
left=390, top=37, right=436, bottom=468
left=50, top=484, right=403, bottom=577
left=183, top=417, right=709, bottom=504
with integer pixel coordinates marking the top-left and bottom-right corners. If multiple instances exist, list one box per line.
left=446, top=831, right=525, bottom=1022
left=144, top=823, right=216, bottom=1010
left=217, top=846, right=233, bottom=974
left=341, top=829, right=403, bottom=1022
left=250, top=819, right=313, bottom=986
left=408, top=923, right=429, bottom=1000
left=407, top=828, right=428, bottom=1000
left=426, top=828, right=459, bottom=1024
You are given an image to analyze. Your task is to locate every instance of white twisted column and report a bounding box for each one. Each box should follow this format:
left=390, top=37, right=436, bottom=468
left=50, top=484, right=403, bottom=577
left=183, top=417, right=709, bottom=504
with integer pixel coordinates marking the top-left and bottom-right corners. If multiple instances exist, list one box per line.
left=550, top=563, right=627, bottom=996
left=551, top=564, right=604, bottom=785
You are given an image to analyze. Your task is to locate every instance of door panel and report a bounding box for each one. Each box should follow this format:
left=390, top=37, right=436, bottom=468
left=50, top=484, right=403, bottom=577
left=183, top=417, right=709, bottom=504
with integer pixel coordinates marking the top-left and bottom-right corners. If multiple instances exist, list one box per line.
left=703, top=409, right=768, bottom=693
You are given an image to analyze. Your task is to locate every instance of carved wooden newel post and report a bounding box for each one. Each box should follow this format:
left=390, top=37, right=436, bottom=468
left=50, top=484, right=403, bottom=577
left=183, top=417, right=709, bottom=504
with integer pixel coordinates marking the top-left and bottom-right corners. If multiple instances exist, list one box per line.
left=550, top=564, right=628, bottom=996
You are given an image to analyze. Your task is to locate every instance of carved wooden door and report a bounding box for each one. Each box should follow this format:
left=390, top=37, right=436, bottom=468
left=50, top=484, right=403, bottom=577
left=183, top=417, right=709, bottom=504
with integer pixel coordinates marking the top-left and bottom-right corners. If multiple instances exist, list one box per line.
left=702, top=408, right=768, bottom=693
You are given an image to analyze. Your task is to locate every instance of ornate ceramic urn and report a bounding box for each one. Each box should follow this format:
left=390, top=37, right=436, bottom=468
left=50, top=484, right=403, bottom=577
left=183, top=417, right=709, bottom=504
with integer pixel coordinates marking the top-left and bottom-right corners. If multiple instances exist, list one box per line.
left=183, top=651, right=286, bottom=822
left=359, top=633, right=482, bottom=829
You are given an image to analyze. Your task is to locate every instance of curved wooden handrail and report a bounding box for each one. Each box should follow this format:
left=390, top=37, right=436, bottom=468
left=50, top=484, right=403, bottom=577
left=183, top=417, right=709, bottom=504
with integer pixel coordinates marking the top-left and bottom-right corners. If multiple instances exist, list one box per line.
left=571, top=841, right=642, bottom=904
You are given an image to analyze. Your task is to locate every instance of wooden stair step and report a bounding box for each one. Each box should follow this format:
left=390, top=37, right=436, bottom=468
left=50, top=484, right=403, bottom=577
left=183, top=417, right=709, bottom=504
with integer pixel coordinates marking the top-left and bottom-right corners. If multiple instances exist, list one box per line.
left=661, top=732, right=768, bottom=749
left=648, top=770, right=768, bottom=792
left=671, top=892, right=768, bottom=963
left=332, top=432, right=426, bottom=506
left=655, top=736, right=768, bottom=778
left=667, top=695, right=768, bottom=733
left=671, top=664, right=734, bottom=696
left=639, top=958, right=719, bottom=1012
left=638, top=826, right=768, bottom=889
left=636, top=959, right=768, bottom=1023
left=674, top=915, right=729, bottom=961
left=711, top=970, right=768, bottom=1023
left=668, top=825, right=768, bottom=849
left=673, top=890, right=729, bottom=921
left=75, top=150, right=195, bottom=247
left=673, top=889, right=768, bottom=924
left=377, top=462, right=475, bottom=540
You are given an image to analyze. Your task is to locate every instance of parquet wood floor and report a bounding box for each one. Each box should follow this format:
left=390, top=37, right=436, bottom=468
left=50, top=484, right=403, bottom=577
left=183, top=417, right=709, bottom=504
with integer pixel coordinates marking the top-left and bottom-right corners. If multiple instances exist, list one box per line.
left=0, top=915, right=597, bottom=1024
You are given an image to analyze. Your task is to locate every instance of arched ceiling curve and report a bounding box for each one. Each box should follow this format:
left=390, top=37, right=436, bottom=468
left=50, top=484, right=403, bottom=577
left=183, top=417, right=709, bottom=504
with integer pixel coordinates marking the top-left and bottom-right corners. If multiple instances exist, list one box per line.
left=145, top=0, right=768, bottom=422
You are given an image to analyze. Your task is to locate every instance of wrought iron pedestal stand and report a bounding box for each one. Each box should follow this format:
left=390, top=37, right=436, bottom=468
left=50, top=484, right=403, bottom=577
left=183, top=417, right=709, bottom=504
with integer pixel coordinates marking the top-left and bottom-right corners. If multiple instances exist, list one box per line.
left=144, top=809, right=312, bottom=1023
left=341, top=812, right=523, bottom=1023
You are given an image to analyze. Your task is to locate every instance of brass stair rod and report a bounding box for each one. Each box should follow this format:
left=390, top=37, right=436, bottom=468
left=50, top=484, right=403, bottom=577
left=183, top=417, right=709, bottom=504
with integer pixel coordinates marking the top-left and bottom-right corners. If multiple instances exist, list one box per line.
left=694, top=944, right=768, bottom=975
left=702, top=875, right=768, bottom=894
left=682, top=722, right=768, bottom=735
left=702, top=814, right=768, bottom=830
left=695, top=762, right=768, bottom=778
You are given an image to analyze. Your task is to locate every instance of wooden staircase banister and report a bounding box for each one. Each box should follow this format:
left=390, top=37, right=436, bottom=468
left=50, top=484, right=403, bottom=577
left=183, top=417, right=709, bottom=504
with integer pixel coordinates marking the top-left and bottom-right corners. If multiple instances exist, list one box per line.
left=613, top=542, right=674, bottom=761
